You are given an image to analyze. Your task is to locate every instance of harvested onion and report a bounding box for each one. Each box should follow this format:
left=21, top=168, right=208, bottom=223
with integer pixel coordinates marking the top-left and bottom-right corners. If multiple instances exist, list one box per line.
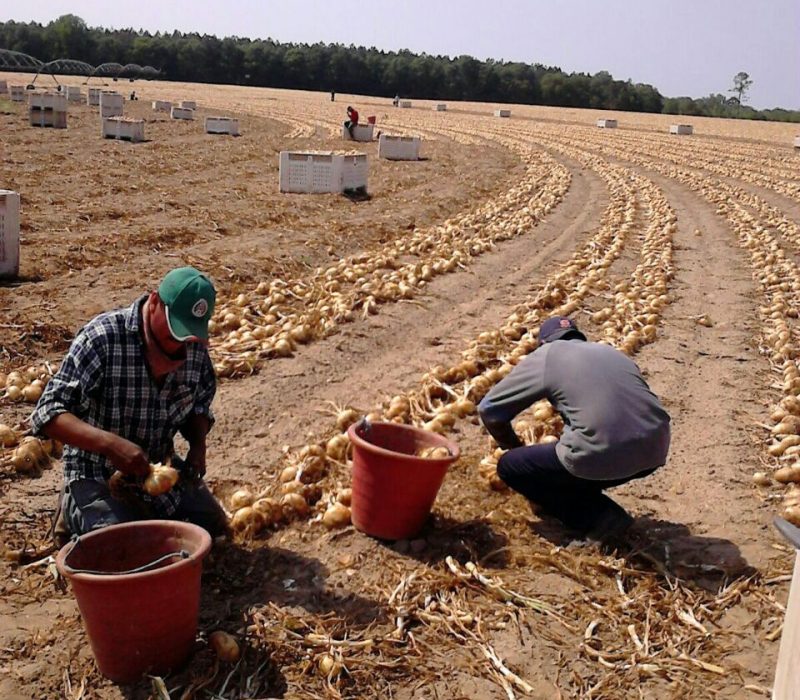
left=230, top=489, right=254, bottom=509
left=752, top=471, right=771, bottom=487
left=143, top=462, right=179, bottom=496
left=231, top=506, right=264, bottom=535
left=775, top=466, right=800, bottom=484
left=280, top=493, right=309, bottom=519
left=0, top=424, right=18, bottom=448
left=417, top=445, right=451, bottom=459
left=11, top=437, right=51, bottom=475
left=209, top=631, right=240, bottom=663
left=322, top=502, right=351, bottom=529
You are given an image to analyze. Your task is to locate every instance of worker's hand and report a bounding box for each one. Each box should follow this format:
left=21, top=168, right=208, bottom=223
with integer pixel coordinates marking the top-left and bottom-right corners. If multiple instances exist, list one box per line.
left=185, top=444, right=207, bottom=479
left=102, top=434, right=149, bottom=477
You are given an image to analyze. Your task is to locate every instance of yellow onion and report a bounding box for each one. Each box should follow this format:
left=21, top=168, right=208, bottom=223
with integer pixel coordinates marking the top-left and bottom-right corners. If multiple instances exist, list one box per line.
left=209, top=631, right=240, bottom=663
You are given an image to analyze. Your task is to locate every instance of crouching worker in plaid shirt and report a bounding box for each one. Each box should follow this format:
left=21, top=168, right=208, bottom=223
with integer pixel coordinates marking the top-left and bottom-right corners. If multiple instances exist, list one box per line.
left=30, top=267, right=229, bottom=544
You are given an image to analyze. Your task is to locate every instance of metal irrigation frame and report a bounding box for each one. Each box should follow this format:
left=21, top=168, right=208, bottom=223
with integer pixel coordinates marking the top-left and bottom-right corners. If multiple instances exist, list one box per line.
left=0, top=49, right=160, bottom=87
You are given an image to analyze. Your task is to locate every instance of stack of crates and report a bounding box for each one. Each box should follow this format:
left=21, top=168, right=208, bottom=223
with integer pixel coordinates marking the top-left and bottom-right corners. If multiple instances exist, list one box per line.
left=0, top=190, right=20, bottom=279
left=29, top=93, right=67, bottom=128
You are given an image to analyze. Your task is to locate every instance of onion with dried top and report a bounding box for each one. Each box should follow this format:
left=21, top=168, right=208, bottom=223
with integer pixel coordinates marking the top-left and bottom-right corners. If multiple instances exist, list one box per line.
left=143, top=463, right=179, bottom=496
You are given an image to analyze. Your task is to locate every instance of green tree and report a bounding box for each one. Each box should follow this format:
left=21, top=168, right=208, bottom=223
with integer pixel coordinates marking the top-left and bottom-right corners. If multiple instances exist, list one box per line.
left=730, top=71, right=753, bottom=114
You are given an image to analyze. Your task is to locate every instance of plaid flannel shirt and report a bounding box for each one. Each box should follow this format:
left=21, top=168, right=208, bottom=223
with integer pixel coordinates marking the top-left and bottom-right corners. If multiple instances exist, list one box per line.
left=30, top=295, right=216, bottom=515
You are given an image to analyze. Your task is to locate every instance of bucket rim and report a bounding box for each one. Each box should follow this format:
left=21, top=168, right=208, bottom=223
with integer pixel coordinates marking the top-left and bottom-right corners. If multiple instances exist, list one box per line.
left=347, top=421, right=460, bottom=462
left=56, top=519, right=212, bottom=584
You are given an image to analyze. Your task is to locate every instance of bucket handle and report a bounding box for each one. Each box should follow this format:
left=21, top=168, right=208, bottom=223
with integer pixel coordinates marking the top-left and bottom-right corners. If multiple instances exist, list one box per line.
left=63, top=536, right=190, bottom=575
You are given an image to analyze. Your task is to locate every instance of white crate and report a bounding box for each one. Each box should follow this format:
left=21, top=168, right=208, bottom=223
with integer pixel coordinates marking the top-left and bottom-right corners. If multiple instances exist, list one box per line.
left=0, top=190, right=20, bottom=279
left=794, top=136, right=800, bottom=149
left=102, top=116, right=145, bottom=142
left=379, top=134, right=421, bottom=161
left=399, top=101, right=412, bottom=108
left=180, top=100, right=197, bottom=110
left=433, top=104, right=447, bottom=111
left=63, top=86, right=82, bottom=103
left=205, top=116, right=239, bottom=135
left=341, top=153, right=369, bottom=191
left=0, top=80, right=7, bottom=94
left=670, top=124, right=693, bottom=135
left=29, top=93, right=67, bottom=129
left=341, top=123, right=374, bottom=142
left=29, top=109, right=67, bottom=128
left=279, top=151, right=368, bottom=194
left=29, top=93, right=67, bottom=110
left=152, top=100, right=172, bottom=113
left=9, top=86, right=26, bottom=102
left=86, top=88, right=100, bottom=105
left=171, top=106, right=194, bottom=120
left=99, top=92, right=124, bottom=118
left=596, top=119, right=618, bottom=128
left=494, top=109, right=511, bottom=118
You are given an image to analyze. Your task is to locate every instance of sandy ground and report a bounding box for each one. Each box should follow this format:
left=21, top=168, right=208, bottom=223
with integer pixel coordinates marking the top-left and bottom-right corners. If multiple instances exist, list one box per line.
left=1, top=74, right=800, bottom=699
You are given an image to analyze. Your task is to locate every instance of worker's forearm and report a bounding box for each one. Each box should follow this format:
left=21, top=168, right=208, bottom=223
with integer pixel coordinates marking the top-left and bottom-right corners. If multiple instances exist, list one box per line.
left=180, top=413, right=210, bottom=448
left=42, top=412, right=114, bottom=457
left=482, top=419, right=524, bottom=451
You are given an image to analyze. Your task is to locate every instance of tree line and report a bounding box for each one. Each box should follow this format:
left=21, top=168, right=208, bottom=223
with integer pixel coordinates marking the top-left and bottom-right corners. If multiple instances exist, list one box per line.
left=1, top=15, right=797, bottom=122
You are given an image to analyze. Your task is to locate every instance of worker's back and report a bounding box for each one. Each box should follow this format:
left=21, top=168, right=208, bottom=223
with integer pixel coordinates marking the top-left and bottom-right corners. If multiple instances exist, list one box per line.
left=542, top=340, right=670, bottom=479
left=480, top=338, right=670, bottom=480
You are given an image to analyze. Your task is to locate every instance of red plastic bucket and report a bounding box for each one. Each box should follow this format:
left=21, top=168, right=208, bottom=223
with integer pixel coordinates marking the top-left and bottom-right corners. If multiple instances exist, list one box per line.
left=367, top=115, right=376, bottom=124
left=56, top=520, right=211, bottom=683
left=348, top=421, right=459, bottom=540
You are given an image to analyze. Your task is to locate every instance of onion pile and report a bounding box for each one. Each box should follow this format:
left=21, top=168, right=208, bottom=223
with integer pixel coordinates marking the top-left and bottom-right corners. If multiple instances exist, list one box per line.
left=0, top=365, right=52, bottom=404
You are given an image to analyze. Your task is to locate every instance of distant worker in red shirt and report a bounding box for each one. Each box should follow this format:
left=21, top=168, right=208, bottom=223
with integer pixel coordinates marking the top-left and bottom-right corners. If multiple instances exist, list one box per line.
left=345, top=105, right=359, bottom=139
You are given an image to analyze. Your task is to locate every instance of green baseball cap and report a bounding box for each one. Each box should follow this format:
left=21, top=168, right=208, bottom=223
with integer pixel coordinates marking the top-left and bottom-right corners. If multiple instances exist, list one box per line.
left=158, top=267, right=216, bottom=341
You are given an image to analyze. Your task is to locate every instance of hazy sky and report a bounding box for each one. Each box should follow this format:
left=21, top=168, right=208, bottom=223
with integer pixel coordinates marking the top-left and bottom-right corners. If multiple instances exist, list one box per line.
left=4, top=0, right=799, bottom=108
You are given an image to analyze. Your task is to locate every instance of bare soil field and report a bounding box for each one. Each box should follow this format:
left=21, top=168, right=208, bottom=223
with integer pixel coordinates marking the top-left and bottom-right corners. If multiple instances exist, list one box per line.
left=1, top=73, right=800, bottom=699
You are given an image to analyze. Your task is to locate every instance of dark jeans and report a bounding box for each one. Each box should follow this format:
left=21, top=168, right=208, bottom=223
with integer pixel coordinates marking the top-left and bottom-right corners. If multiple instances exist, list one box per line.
left=63, top=478, right=228, bottom=539
left=345, top=120, right=357, bottom=138
left=497, top=443, right=656, bottom=534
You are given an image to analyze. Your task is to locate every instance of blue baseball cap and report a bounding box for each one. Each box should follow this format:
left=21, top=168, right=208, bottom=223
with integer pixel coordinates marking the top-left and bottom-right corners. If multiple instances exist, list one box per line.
left=538, top=316, right=586, bottom=344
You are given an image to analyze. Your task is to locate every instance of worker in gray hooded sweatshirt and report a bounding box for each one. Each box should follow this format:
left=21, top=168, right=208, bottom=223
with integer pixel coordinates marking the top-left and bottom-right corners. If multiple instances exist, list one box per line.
left=478, top=316, right=670, bottom=542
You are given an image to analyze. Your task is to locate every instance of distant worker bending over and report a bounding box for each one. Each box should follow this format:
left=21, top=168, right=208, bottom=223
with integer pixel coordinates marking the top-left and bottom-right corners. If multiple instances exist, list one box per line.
left=478, top=316, right=671, bottom=544
left=31, top=267, right=228, bottom=543
left=345, top=105, right=359, bottom=139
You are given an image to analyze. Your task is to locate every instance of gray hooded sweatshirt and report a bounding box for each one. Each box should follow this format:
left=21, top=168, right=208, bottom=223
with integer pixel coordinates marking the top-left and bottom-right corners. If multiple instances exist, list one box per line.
left=478, top=339, right=670, bottom=480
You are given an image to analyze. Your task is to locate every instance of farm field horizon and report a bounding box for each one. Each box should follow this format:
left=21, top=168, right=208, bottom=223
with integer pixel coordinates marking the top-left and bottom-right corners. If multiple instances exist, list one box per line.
left=1, top=73, right=800, bottom=698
